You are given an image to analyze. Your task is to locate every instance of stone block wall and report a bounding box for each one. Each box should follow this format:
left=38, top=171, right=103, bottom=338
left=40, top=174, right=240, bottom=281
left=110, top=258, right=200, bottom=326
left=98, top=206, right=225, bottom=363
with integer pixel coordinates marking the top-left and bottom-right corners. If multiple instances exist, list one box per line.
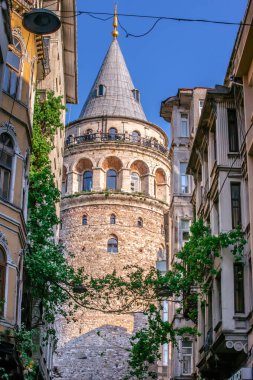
left=53, top=194, right=167, bottom=379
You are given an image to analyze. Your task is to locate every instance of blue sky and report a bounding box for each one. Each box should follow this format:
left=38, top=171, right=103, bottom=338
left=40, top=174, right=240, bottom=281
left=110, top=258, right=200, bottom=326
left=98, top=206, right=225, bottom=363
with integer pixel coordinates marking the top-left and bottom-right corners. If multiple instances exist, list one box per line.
left=69, top=0, right=248, bottom=139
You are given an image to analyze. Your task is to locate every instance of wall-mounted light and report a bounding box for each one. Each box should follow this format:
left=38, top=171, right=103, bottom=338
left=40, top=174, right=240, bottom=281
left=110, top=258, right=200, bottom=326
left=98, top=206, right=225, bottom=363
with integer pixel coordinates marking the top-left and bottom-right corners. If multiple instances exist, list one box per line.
left=22, top=8, right=61, bottom=35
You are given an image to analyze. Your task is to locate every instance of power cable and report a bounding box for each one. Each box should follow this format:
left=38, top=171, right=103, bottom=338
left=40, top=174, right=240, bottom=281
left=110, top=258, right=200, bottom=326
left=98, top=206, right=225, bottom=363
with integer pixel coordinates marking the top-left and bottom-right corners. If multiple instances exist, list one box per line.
left=57, top=10, right=252, bottom=39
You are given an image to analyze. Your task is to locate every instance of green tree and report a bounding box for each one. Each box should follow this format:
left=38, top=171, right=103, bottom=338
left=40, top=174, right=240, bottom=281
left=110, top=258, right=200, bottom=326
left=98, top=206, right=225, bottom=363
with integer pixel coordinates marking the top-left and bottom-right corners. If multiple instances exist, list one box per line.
left=20, top=92, right=246, bottom=380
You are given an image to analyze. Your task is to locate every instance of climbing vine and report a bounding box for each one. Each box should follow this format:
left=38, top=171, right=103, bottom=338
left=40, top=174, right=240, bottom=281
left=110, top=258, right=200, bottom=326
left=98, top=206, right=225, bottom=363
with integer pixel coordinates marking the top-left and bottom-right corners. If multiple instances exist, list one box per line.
left=17, top=92, right=247, bottom=379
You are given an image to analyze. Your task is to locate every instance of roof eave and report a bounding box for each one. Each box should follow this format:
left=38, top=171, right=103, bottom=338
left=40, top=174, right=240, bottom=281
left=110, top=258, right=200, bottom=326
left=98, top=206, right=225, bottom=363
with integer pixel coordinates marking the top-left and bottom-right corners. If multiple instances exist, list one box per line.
left=61, top=0, right=78, bottom=104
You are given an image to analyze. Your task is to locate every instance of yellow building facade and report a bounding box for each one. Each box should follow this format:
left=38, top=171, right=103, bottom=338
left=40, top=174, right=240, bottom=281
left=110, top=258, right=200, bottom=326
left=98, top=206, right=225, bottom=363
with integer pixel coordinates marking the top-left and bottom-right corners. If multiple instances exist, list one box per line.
left=0, top=0, right=40, bottom=374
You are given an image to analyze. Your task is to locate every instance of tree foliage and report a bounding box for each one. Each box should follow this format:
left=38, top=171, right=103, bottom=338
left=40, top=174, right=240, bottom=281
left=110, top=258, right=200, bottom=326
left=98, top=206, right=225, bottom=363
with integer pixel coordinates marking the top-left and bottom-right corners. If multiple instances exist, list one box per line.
left=21, top=92, right=246, bottom=379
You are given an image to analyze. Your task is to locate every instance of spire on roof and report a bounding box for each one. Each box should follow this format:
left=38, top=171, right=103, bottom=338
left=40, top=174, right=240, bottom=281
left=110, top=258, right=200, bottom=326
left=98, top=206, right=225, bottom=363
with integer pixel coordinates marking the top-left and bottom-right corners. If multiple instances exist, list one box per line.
left=79, top=7, right=147, bottom=121
left=112, top=4, right=119, bottom=40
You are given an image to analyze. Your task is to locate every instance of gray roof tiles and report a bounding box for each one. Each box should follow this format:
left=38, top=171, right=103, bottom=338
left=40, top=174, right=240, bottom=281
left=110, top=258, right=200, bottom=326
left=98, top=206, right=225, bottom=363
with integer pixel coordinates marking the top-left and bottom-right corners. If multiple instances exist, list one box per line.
left=79, top=39, right=147, bottom=121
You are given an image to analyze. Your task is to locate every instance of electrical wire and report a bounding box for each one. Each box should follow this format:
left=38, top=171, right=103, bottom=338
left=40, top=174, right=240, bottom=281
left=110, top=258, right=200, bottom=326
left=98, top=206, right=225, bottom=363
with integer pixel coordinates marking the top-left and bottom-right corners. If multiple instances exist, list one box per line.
left=57, top=9, right=252, bottom=39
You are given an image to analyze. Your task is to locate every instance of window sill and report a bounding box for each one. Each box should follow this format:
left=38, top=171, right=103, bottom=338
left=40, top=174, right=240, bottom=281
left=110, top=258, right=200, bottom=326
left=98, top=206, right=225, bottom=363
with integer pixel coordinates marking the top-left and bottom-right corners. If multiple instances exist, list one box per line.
left=227, top=152, right=240, bottom=158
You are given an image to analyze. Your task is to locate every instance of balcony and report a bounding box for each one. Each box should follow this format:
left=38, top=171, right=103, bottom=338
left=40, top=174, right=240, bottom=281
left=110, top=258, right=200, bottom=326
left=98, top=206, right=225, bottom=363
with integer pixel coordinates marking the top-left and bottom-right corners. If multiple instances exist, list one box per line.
left=198, top=328, right=247, bottom=379
left=65, top=133, right=169, bottom=157
left=12, top=0, right=34, bottom=12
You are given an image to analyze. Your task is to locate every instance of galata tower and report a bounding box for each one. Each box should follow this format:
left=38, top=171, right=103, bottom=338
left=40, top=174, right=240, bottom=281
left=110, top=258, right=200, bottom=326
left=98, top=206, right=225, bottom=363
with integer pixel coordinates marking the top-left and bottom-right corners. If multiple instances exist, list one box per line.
left=54, top=9, right=170, bottom=380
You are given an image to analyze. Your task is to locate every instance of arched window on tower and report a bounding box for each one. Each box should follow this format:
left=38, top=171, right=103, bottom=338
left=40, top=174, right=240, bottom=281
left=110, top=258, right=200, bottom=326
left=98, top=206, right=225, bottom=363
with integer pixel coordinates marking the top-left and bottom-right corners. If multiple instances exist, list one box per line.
left=3, top=37, right=22, bottom=98
left=137, top=217, right=143, bottom=228
left=107, top=236, right=118, bottom=253
left=83, top=170, right=93, bottom=192
left=131, top=172, right=140, bottom=192
left=107, top=169, right=117, bottom=190
left=0, top=247, right=6, bottom=304
left=110, top=214, right=116, bottom=224
left=0, top=133, right=14, bottom=201
left=131, top=131, right=141, bottom=142
left=108, top=128, right=117, bottom=140
left=82, top=215, right=88, bottom=225
left=98, top=84, right=106, bottom=97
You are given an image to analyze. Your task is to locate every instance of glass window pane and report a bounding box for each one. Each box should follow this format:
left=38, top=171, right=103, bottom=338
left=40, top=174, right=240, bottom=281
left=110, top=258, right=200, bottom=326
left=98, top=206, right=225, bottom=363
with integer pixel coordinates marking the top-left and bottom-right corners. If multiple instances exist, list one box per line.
left=131, top=172, right=140, bottom=192
left=13, top=37, right=22, bottom=52
left=132, top=131, right=140, bottom=142
left=0, top=168, right=10, bottom=199
left=110, top=214, right=116, bottom=224
left=3, top=67, right=11, bottom=92
left=83, top=171, right=92, bottom=191
left=234, top=263, right=245, bottom=313
left=108, top=128, right=117, bottom=139
left=107, top=169, right=117, bottom=190
left=180, top=163, right=187, bottom=174
left=231, top=183, right=241, bottom=228
left=107, top=238, right=118, bottom=253
left=7, top=51, right=20, bottom=70
left=10, top=72, right=18, bottom=96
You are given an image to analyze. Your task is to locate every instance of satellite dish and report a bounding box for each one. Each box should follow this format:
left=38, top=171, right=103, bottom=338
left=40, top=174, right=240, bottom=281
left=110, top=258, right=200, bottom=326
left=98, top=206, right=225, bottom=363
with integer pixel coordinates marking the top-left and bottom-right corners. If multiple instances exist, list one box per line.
left=22, top=8, right=61, bottom=35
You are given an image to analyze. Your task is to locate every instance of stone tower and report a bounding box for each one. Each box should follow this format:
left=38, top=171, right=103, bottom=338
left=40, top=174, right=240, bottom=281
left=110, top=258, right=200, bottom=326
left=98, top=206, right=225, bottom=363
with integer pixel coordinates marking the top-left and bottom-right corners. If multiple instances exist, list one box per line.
left=54, top=12, right=170, bottom=380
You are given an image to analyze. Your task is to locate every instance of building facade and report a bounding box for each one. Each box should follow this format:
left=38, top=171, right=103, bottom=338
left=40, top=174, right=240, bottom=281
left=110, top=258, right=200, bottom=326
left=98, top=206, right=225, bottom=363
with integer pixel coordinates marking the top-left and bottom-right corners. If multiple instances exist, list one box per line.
left=187, top=85, right=250, bottom=379
left=53, top=20, right=170, bottom=380
left=0, top=0, right=39, bottom=375
left=0, top=0, right=78, bottom=377
left=161, top=88, right=207, bottom=380
left=35, top=1, right=78, bottom=378
left=225, top=3, right=253, bottom=376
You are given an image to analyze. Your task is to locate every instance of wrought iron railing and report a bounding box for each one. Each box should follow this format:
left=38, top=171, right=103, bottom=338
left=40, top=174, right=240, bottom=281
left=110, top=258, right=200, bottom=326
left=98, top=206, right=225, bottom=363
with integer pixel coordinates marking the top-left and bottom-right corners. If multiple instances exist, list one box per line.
left=204, top=328, right=213, bottom=352
left=65, top=133, right=169, bottom=156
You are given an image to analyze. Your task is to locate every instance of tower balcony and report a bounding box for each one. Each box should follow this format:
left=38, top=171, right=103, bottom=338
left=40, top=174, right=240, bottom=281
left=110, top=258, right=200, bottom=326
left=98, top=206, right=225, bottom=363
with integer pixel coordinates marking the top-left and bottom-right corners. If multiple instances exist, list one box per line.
left=65, top=132, right=169, bottom=157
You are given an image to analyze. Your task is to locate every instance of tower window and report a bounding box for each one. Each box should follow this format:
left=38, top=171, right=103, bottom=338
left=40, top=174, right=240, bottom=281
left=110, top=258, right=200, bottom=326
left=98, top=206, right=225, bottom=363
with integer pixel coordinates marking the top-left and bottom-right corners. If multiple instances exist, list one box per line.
left=137, top=217, right=143, bottom=228
left=110, top=214, right=116, bottom=224
left=0, top=133, right=14, bottom=201
left=107, top=169, right=117, bottom=190
left=82, top=215, right=88, bottom=225
left=107, top=236, right=118, bottom=253
left=98, top=84, right=106, bottom=96
left=108, top=128, right=118, bottom=140
left=83, top=170, right=93, bottom=192
left=131, top=172, right=140, bottom=192
left=131, top=131, right=141, bottom=142
left=132, top=89, right=140, bottom=103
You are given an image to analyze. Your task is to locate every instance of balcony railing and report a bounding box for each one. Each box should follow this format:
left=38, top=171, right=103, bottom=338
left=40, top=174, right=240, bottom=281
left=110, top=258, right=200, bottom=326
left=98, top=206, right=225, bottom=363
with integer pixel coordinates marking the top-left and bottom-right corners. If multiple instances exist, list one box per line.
left=65, top=133, right=169, bottom=156
left=13, top=0, right=34, bottom=10
left=204, top=328, right=213, bottom=352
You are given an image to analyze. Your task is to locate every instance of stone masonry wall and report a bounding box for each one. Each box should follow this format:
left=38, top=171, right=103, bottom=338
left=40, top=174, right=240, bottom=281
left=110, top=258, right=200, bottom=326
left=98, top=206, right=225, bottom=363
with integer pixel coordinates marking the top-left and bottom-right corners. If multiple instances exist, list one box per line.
left=53, top=194, right=167, bottom=380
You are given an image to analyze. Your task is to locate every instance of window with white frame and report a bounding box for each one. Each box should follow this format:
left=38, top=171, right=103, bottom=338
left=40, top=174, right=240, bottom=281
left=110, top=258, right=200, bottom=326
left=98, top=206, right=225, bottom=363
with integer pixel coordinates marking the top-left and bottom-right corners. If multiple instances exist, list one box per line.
left=162, top=300, right=168, bottom=322
left=180, top=163, right=189, bottom=194
left=181, top=219, right=190, bottom=247
left=180, top=113, right=189, bottom=137
left=162, top=343, right=168, bottom=366
left=181, top=340, right=193, bottom=375
left=0, top=133, right=14, bottom=201
left=3, top=37, right=22, bottom=98
left=199, top=99, right=204, bottom=116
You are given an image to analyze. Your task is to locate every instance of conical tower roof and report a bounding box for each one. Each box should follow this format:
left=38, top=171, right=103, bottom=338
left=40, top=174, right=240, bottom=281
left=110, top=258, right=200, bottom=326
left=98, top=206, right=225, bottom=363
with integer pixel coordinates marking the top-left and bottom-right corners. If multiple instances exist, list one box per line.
left=79, top=39, right=147, bottom=121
